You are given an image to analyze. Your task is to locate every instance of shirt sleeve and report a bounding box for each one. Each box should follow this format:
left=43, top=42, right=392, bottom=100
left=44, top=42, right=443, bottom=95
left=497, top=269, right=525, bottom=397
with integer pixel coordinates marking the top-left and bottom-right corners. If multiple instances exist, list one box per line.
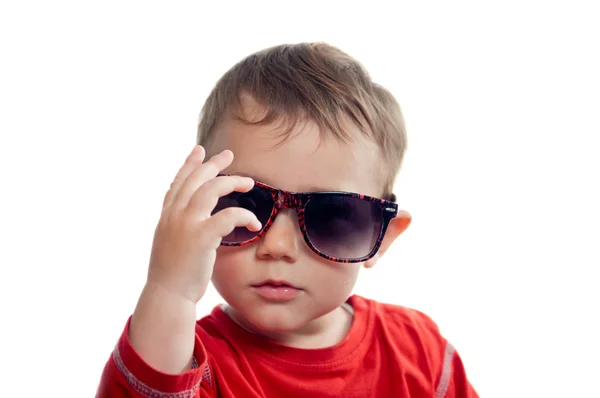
left=434, top=344, right=479, bottom=398
left=408, top=309, right=479, bottom=398
left=96, top=317, right=216, bottom=398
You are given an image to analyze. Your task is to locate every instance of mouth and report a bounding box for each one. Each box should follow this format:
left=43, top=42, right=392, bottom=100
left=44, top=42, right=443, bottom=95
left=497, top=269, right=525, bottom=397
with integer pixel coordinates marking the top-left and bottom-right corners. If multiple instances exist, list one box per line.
left=252, top=280, right=299, bottom=289
left=251, top=280, right=303, bottom=301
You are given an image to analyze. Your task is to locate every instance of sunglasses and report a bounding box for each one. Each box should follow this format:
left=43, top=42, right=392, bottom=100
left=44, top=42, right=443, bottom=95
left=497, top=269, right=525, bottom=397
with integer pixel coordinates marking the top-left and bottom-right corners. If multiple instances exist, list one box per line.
left=212, top=174, right=399, bottom=263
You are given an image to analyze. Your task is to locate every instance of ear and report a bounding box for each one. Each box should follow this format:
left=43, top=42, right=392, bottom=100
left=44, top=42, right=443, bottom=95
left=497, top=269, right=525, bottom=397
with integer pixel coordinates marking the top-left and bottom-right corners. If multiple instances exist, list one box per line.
left=364, top=210, right=412, bottom=269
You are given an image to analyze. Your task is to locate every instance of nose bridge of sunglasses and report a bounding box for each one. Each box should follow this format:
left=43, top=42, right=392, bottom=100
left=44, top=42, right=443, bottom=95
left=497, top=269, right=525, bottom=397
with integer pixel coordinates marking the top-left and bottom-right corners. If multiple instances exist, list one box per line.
left=274, top=190, right=304, bottom=211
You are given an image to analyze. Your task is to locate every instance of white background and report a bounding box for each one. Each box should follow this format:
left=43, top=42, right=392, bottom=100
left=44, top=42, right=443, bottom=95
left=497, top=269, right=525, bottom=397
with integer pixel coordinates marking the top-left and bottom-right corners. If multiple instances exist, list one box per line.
left=1, top=1, right=599, bottom=397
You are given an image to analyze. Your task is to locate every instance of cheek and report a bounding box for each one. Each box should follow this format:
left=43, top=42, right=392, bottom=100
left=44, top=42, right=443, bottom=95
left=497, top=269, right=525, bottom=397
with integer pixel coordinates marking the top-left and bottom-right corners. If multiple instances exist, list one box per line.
left=310, top=260, right=361, bottom=296
left=211, top=246, right=253, bottom=289
left=338, top=266, right=361, bottom=291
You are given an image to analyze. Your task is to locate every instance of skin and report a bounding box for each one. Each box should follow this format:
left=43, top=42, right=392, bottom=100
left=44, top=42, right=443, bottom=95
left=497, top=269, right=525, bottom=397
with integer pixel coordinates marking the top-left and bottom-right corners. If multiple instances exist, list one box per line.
left=129, top=99, right=412, bottom=373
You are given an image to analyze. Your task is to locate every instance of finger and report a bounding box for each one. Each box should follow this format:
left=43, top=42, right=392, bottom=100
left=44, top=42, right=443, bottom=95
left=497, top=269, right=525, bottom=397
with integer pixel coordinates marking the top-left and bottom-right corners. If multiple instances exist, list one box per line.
left=187, top=175, right=255, bottom=217
left=205, top=207, right=262, bottom=240
left=163, top=146, right=206, bottom=209
left=172, top=149, right=234, bottom=210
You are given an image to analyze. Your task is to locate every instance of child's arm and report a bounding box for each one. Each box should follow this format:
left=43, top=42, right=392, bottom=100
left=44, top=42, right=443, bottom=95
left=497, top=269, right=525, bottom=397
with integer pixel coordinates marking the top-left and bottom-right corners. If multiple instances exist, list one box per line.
left=96, top=146, right=261, bottom=397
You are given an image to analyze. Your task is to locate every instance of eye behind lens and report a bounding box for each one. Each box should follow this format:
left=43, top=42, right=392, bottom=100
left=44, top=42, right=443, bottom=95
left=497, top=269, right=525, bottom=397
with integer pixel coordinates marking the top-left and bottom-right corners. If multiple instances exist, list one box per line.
left=304, top=195, right=383, bottom=260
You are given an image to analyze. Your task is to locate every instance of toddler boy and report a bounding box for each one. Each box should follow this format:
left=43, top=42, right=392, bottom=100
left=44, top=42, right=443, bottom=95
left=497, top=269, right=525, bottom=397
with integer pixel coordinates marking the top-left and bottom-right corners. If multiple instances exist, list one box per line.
left=97, top=42, right=478, bottom=397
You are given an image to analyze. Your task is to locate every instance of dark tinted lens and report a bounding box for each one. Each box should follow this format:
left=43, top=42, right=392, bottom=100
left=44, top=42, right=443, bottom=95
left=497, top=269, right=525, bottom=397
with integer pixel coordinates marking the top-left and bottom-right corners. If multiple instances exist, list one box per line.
left=212, top=186, right=273, bottom=243
left=304, top=195, right=383, bottom=260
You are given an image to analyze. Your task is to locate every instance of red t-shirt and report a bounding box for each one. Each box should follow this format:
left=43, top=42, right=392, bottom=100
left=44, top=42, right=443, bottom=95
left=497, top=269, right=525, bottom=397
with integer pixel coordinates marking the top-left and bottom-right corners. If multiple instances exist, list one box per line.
left=97, top=295, right=478, bottom=397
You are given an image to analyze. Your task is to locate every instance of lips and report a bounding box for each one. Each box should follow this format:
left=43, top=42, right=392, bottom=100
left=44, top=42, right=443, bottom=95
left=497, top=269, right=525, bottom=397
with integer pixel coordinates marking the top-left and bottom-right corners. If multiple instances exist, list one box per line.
left=251, top=280, right=303, bottom=301
left=252, top=280, right=297, bottom=289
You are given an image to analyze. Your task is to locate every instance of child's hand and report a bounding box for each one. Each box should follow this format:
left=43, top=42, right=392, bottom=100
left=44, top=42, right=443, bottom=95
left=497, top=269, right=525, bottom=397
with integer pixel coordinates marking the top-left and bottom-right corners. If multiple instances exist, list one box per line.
left=146, top=145, right=261, bottom=304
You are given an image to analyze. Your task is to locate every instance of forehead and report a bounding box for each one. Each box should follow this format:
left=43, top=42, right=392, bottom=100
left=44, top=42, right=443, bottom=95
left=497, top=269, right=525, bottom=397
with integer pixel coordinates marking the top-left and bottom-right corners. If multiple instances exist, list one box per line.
left=207, top=115, right=384, bottom=197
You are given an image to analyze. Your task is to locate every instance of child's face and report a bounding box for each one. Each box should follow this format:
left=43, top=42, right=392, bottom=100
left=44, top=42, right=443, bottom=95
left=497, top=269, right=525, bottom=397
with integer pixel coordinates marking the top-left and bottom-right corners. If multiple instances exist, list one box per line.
left=205, top=103, right=403, bottom=334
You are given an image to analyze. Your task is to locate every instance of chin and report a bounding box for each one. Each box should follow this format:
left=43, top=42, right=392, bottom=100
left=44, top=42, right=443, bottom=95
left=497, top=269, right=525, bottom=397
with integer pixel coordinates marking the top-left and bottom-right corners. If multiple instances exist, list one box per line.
left=226, top=298, right=314, bottom=334
left=245, top=305, right=308, bottom=333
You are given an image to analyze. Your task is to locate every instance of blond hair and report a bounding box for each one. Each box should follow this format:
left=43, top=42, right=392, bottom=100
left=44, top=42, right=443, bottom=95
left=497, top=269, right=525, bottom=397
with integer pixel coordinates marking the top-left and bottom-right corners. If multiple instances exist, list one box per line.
left=197, top=42, right=407, bottom=197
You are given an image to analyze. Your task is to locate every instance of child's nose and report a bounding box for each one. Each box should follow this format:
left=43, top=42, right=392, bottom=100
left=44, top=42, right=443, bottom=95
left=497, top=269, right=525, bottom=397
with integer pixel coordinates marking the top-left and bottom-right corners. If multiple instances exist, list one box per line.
left=255, top=209, right=301, bottom=262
